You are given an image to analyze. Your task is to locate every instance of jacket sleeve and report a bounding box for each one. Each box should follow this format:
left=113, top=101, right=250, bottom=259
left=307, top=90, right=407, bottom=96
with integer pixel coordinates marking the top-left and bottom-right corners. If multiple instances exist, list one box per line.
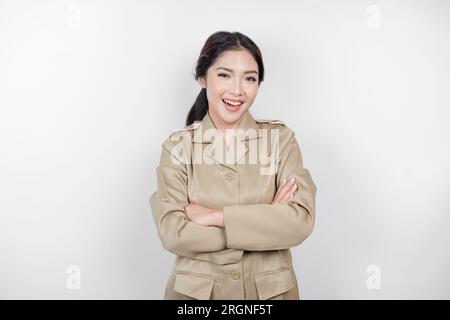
left=222, top=129, right=317, bottom=251
left=149, top=134, right=229, bottom=258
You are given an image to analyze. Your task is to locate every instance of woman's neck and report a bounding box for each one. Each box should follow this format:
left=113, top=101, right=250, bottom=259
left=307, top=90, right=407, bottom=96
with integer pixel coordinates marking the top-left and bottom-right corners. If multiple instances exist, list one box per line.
left=207, top=110, right=240, bottom=147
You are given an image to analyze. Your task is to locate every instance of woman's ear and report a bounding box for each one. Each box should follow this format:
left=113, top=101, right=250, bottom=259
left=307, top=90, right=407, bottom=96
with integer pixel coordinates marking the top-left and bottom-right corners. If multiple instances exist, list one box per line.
left=197, top=76, right=206, bottom=89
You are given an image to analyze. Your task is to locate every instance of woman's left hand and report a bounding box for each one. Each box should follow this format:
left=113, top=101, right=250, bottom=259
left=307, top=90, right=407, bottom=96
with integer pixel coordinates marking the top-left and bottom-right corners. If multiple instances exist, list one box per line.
left=183, top=203, right=224, bottom=228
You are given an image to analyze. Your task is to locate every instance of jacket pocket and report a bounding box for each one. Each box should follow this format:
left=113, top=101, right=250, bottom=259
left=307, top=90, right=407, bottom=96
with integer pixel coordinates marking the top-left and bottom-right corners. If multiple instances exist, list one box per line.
left=173, top=271, right=214, bottom=300
left=254, top=269, right=293, bottom=300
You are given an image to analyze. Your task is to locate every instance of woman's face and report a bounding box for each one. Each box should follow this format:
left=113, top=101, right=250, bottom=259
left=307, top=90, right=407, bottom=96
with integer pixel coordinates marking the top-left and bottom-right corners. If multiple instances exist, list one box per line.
left=198, top=49, right=260, bottom=130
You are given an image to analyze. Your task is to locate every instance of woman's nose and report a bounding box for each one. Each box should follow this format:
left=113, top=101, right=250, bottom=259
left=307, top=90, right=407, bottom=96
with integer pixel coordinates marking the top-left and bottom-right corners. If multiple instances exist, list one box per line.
left=228, top=79, right=243, bottom=95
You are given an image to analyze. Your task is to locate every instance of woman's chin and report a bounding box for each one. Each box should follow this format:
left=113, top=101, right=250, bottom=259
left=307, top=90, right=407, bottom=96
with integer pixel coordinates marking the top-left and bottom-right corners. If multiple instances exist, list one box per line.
left=220, top=110, right=244, bottom=123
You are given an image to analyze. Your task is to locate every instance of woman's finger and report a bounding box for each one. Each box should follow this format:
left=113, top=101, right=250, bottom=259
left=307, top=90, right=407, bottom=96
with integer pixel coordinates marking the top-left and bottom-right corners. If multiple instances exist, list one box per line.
left=272, top=178, right=290, bottom=203
left=277, top=177, right=296, bottom=200
left=272, top=177, right=297, bottom=204
left=279, top=184, right=297, bottom=203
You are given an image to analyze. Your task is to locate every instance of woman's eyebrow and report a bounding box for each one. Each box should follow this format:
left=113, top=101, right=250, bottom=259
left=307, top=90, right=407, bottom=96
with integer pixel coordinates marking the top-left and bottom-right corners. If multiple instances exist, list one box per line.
left=215, top=67, right=259, bottom=75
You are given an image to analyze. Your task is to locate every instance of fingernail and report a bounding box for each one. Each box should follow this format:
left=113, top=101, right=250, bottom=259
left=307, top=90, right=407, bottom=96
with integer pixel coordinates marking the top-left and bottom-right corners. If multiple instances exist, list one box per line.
left=281, top=178, right=286, bottom=185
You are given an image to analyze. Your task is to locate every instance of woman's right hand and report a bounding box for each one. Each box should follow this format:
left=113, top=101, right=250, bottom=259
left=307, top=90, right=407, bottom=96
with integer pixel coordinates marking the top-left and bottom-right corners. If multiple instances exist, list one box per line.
left=271, top=176, right=297, bottom=204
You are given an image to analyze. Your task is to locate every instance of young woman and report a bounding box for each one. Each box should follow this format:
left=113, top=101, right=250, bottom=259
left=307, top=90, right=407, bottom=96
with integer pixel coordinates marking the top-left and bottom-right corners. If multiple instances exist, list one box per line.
left=150, top=31, right=317, bottom=300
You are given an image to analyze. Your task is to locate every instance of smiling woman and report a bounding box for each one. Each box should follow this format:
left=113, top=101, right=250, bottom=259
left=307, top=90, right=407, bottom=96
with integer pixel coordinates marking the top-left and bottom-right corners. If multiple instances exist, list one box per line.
left=187, top=32, right=264, bottom=137
left=149, top=31, right=317, bottom=300
left=201, top=50, right=260, bottom=134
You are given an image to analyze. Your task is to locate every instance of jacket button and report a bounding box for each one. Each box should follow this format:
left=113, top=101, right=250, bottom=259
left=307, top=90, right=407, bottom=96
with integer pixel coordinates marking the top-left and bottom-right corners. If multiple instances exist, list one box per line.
left=231, top=271, right=240, bottom=280
left=224, top=172, right=236, bottom=181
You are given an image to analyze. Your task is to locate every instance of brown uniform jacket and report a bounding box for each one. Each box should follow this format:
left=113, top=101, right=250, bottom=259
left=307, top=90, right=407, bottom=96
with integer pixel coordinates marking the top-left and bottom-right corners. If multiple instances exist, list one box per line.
left=149, top=110, right=317, bottom=300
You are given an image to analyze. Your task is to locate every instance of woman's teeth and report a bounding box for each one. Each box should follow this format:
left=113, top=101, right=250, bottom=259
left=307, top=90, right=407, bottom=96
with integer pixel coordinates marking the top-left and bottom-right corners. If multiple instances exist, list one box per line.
left=223, top=99, right=243, bottom=106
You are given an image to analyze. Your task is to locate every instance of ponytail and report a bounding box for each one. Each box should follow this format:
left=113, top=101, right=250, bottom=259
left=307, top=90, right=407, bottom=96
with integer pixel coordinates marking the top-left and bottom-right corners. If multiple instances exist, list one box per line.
left=186, top=88, right=208, bottom=126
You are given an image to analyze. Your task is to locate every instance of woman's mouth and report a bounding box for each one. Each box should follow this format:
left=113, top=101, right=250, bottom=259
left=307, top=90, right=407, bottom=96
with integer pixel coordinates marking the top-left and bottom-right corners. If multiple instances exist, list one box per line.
left=222, top=99, right=243, bottom=111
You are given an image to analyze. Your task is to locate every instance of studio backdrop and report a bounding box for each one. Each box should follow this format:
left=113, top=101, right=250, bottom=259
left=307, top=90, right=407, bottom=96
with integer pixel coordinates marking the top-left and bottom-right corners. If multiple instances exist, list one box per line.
left=0, top=0, right=449, bottom=299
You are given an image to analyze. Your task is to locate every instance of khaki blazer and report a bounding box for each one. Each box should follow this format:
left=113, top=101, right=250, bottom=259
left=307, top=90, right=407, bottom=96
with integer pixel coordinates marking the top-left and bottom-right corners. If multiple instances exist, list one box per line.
left=149, top=110, right=317, bottom=300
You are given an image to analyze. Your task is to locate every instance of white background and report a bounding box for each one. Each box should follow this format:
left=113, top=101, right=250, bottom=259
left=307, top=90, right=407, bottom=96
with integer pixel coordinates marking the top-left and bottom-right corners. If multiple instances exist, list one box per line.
left=1, top=0, right=449, bottom=299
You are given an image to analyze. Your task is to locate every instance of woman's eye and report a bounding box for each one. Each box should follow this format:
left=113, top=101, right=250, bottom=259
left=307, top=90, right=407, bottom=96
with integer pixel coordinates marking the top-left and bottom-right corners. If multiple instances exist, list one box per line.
left=218, top=73, right=256, bottom=82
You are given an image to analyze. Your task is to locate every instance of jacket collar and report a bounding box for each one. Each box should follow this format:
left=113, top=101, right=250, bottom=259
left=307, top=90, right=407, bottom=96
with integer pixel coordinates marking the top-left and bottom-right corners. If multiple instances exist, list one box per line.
left=192, top=109, right=262, bottom=143
left=191, top=110, right=263, bottom=170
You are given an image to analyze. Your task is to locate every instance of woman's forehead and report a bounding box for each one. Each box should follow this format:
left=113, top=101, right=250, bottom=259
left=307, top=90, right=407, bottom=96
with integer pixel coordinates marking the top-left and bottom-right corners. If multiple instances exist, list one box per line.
left=212, top=50, right=259, bottom=71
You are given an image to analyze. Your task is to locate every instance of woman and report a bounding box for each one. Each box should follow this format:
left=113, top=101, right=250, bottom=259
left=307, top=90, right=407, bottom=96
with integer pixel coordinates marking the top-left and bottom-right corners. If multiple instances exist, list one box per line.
left=149, top=31, right=317, bottom=300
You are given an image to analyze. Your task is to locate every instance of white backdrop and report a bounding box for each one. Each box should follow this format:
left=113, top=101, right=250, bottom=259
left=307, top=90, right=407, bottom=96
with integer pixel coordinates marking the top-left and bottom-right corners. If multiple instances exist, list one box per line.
left=1, top=0, right=449, bottom=299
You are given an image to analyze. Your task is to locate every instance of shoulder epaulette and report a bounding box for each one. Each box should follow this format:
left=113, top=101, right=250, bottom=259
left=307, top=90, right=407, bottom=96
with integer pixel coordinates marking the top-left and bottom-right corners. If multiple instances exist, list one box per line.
left=170, top=121, right=200, bottom=137
left=255, top=119, right=287, bottom=126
